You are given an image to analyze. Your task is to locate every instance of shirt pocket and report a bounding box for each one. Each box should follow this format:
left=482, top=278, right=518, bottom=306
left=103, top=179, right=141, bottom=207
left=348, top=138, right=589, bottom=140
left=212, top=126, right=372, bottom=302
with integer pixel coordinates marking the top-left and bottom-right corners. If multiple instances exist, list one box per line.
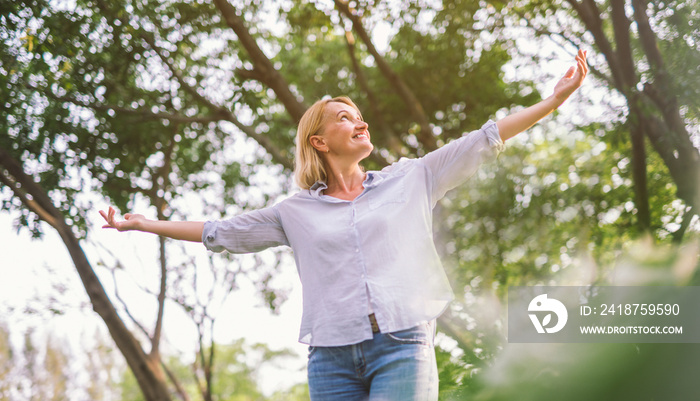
left=367, top=173, right=408, bottom=210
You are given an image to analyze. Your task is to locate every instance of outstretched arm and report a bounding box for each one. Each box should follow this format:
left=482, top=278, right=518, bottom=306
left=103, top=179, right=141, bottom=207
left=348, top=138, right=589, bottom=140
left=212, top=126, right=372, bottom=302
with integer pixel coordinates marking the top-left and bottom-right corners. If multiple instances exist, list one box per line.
left=496, top=49, right=588, bottom=142
left=100, top=206, right=204, bottom=242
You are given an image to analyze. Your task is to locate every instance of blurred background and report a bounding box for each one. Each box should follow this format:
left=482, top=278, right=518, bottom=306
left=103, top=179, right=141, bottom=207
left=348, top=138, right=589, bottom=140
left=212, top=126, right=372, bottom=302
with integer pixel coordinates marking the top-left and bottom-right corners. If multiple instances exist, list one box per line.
left=1, top=0, right=698, bottom=400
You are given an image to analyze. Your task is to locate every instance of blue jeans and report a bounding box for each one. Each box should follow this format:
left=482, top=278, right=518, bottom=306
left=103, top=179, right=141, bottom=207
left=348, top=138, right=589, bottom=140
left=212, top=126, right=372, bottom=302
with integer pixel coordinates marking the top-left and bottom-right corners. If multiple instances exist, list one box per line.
left=307, top=321, right=438, bottom=400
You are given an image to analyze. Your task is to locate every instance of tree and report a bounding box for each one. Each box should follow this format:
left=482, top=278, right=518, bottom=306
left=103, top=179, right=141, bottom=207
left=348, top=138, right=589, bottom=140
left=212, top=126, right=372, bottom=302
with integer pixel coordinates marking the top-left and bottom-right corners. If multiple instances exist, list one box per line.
left=0, top=321, right=14, bottom=399
left=119, top=339, right=308, bottom=401
left=1, top=1, right=531, bottom=398
left=1, top=0, right=697, bottom=399
left=512, top=0, right=700, bottom=234
left=0, top=320, right=120, bottom=401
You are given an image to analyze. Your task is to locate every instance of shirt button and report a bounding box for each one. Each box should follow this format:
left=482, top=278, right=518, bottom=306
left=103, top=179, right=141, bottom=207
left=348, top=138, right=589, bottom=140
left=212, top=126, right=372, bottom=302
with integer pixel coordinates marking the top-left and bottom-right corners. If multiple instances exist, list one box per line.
left=355, top=248, right=360, bottom=253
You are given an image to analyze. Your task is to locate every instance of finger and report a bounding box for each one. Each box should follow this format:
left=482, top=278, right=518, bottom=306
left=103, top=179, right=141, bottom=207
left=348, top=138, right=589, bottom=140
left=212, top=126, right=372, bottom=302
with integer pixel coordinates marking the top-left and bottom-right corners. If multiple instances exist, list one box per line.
left=100, top=214, right=113, bottom=228
left=577, top=59, right=587, bottom=79
left=109, top=208, right=118, bottom=226
left=124, top=213, right=132, bottom=220
left=563, top=66, right=576, bottom=79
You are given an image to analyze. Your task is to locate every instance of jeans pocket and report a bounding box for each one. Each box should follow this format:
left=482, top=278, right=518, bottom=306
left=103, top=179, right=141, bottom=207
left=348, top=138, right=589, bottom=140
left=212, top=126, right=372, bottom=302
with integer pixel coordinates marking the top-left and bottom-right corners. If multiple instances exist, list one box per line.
left=385, top=324, right=430, bottom=346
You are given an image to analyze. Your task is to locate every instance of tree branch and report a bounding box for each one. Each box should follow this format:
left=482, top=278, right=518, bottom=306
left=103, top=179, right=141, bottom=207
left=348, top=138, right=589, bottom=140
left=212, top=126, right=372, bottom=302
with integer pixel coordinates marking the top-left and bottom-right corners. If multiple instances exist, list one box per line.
left=334, top=0, right=437, bottom=151
left=0, top=145, right=171, bottom=401
left=610, top=1, right=650, bottom=231
left=98, top=0, right=297, bottom=171
left=194, top=314, right=214, bottom=401
left=610, top=0, right=637, bottom=88
left=142, top=32, right=295, bottom=170
left=672, top=206, right=696, bottom=244
left=38, top=85, right=221, bottom=124
left=567, top=0, right=625, bottom=91
left=162, top=361, right=192, bottom=401
left=151, top=130, right=177, bottom=358
left=109, top=267, right=152, bottom=339
left=631, top=0, right=665, bottom=78
left=235, top=67, right=264, bottom=82
left=637, top=103, right=700, bottom=211
left=342, top=30, right=396, bottom=165
left=0, top=169, right=60, bottom=229
left=212, top=0, right=308, bottom=121
left=632, top=0, right=688, bottom=141
left=206, top=321, right=215, bottom=401
left=515, top=10, right=615, bottom=88
left=152, top=235, right=167, bottom=351
left=628, top=112, right=651, bottom=231
left=565, top=0, right=699, bottom=212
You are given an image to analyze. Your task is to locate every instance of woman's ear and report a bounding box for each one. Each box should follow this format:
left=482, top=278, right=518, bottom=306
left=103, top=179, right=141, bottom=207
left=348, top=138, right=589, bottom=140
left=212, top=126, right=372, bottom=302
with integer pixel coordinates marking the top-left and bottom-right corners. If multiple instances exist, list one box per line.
left=309, top=135, right=327, bottom=153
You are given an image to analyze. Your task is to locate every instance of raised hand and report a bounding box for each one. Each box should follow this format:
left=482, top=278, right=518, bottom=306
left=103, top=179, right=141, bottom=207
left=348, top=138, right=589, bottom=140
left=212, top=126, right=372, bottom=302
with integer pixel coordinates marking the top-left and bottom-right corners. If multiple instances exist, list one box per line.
left=100, top=206, right=145, bottom=232
left=553, top=49, right=588, bottom=105
left=495, top=49, right=589, bottom=141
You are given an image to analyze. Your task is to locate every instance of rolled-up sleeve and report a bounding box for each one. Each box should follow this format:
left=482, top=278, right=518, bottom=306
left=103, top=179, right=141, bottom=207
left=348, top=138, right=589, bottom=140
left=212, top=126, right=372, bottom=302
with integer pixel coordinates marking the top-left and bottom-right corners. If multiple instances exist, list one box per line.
left=202, top=206, right=289, bottom=254
left=421, top=120, right=505, bottom=204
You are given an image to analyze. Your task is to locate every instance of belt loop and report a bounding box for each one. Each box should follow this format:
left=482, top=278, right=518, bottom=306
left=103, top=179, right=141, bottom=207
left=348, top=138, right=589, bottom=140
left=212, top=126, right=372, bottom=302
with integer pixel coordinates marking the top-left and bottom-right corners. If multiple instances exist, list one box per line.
left=368, top=313, right=380, bottom=333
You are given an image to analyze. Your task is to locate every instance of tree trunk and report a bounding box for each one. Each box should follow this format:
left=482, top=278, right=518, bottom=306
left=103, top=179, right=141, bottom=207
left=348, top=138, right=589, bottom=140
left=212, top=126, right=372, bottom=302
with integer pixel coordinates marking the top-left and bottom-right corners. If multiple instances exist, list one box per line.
left=0, top=146, right=172, bottom=401
left=567, top=0, right=700, bottom=224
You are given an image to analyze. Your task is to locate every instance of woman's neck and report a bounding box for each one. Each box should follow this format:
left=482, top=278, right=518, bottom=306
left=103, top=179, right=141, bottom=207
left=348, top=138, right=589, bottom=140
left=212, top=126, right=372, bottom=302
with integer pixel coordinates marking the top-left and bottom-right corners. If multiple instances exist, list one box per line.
left=323, top=164, right=366, bottom=201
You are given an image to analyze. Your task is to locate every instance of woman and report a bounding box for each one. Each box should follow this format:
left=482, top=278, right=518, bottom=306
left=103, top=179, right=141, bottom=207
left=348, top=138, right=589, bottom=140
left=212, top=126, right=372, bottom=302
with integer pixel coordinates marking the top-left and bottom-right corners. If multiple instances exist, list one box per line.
left=101, top=50, right=588, bottom=400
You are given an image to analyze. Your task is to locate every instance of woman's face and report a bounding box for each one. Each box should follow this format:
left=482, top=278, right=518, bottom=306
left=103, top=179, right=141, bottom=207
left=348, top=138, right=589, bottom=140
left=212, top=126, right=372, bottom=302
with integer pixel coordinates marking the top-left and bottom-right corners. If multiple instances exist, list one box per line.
left=313, top=101, right=373, bottom=161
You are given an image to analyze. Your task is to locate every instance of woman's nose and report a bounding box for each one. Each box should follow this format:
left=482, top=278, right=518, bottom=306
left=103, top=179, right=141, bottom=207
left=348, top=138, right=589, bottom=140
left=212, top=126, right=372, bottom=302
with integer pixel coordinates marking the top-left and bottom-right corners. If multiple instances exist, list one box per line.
left=356, top=120, right=368, bottom=130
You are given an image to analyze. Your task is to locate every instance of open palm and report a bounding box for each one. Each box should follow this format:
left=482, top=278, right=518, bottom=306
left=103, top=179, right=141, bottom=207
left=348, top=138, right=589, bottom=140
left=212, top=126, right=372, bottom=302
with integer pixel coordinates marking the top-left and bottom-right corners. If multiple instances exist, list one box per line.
left=99, top=206, right=145, bottom=231
left=553, top=49, right=588, bottom=104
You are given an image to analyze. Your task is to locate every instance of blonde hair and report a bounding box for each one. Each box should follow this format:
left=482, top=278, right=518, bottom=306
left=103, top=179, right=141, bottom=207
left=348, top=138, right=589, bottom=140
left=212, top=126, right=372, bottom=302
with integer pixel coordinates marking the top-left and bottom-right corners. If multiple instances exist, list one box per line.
left=294, top=96, right=361, bottom=189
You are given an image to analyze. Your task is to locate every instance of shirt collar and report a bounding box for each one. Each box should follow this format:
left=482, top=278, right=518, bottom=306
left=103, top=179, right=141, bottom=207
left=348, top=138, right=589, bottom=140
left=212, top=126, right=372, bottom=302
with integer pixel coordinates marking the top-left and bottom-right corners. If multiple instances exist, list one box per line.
left=363, top=170, right=387, bottom=189
left=308, top=171, right=382, bottom=200
left=309, top=181, right=328, bottom=199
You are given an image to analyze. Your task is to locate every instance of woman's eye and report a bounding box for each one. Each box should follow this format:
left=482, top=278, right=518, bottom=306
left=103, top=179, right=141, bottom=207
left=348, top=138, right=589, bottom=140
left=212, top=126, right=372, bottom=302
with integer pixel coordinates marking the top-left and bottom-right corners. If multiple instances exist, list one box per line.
left=340, top=115, right=349, bottom=121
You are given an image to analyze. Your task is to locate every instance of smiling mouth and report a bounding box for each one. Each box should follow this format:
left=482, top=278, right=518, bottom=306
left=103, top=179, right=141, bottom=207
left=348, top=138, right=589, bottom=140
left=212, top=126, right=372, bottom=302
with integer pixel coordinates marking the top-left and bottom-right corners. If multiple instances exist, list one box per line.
left=353, top=133, right=369, bottom=140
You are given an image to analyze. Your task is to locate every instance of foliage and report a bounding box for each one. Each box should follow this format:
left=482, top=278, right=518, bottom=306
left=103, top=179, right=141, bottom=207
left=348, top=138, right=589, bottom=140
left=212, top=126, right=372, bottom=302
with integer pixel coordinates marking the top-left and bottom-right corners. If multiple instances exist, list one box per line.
left=119, top=339, right=307, bottom=401
left=441, top=119, right=681, bottom=293
left=0, top=0, right=698, bottom=400
left=0, top=321, right=119, bottom=401
left=438, top=239, right=700, bottom=400
left=508, top=0, right=700, bottom=215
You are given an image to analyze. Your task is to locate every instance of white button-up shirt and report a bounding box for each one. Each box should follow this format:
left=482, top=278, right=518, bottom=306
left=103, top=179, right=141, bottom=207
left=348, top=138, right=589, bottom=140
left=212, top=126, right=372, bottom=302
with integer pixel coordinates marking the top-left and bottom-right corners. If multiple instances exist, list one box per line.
left=202, top=121, right=504, bottom=346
